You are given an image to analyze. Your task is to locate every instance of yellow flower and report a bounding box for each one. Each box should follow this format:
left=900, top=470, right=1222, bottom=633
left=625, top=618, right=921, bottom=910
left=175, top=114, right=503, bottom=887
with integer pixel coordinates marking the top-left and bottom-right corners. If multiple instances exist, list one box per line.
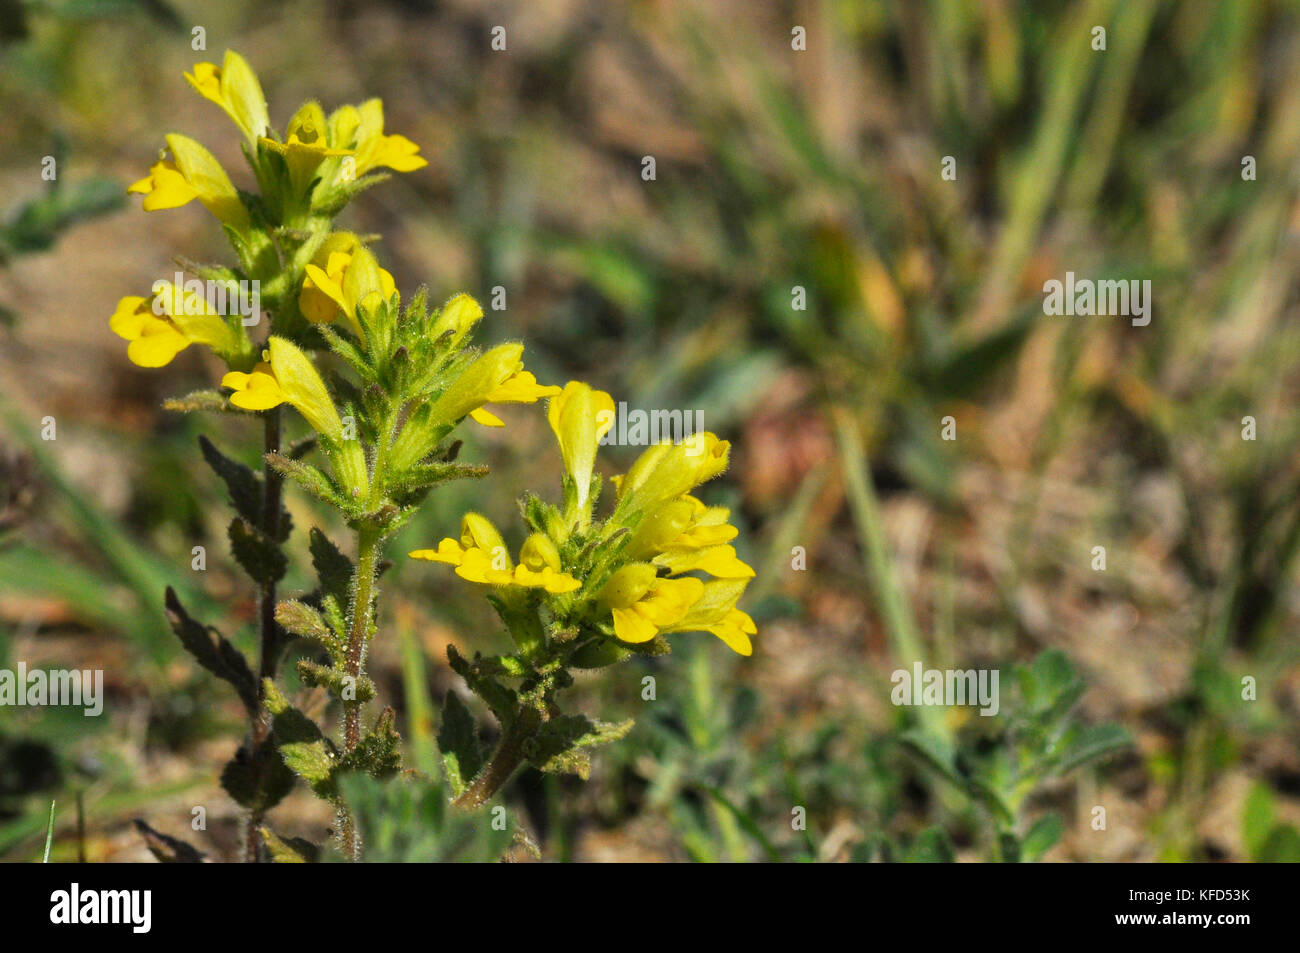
left=596, top=563, right=704, bottom=644
left=109, top=283, right=245, bottom=368
left=515, top=534, right=582, bottom=594
left=654, top=544, right=755, bottom=579
left=410, top=517, right=579, bottom=593
left=623, top=494, right=752, bottom=578
left=301, top=244, right=396, bottom=339
left=613, top=432, right=730, bottom=517
left=430, top=293, right=483, bottom=349
left=428, top=343, right=559, bottom=428
left=222, top=337, right=342, bottom=439
left=128, top=134, right=248, bottom=227
left=410, top=513, right=513, bottom=585
left=469, top=370, right=562, bottom=427
left=547, top=381, right=616, bottom=510
left=185, top=50, right=270, bottom=146
left=260, top=101, right=352, bottom=198
left=627, top=495, right=737, bottom=558
left=347, top=99, right=428, bottom=176
left=110, top=296, right=188, bottom=367
left=658, top=579, right=755, bottom=656
left=222, top=338, right=368, bottom=496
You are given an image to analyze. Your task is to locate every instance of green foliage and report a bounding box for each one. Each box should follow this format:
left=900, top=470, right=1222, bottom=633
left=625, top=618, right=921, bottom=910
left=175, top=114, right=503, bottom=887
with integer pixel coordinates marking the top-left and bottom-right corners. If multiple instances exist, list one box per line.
left=0, top=178, right=124, bottom=264
left=523, top=714, right=633, bottom=779
left=334, top=773, right=515, bottom=863
left=133, top=820, right=206, bottom=863
left=902, top=650, right=1131, bottom=860
left=163, top=587, right=258, bottom=717
left=220, top=734, right=295, bottom=813
left=436, top=692, right=484, bottom=798
left=1241, top=783, right=1300, bottom=863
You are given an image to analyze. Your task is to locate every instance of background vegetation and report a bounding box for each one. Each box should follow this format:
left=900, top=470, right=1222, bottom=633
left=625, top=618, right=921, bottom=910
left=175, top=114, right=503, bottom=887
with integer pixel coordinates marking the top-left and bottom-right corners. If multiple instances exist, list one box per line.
left=1, top=0, right=1298, bottom=861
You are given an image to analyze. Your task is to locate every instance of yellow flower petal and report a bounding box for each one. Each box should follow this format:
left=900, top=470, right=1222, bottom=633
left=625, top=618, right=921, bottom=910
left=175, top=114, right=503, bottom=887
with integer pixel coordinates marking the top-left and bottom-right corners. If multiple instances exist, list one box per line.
left=431, top=293, right=483, bottom=347
left=128, top=161, right=200, bottom=211
left=655, top=544, right=755, bottom=579
left=265, top=337, right=342, bottom=439
left=126, top=317, right=191, bottom=367
left=469, top=407, right=506, bottom=427
left=612, top=607, right=659, bottom=644
left=547, top=380, right=615, bottom=510
left=185, top=50, right=269, bottom=146
left=408, top=539, right=468, bottom=565
left=221, top=367, right=286, bottom=410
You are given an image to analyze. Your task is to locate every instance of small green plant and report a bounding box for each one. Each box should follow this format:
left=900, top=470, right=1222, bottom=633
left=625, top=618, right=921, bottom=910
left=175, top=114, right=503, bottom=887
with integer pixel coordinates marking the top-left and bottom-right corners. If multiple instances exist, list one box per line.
left=901, top=650, right=1131, bottom=862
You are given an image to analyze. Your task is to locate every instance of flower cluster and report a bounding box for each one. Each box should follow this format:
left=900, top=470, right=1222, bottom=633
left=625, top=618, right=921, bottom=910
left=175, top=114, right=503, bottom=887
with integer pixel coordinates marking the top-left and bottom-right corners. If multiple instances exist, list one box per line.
left=111, top=49, right=431, bottom=380
left=109, top=50, right=565, bottom=857
left=411, top=381, right=756, bottom=658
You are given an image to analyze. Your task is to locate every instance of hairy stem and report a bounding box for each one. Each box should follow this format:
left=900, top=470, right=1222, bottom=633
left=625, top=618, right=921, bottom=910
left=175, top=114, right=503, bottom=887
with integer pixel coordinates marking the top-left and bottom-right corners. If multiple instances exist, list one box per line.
left=340, top=523, right=382, bottom=861
left=453, top=708, right=540, bottom=810
left=244, top=406, right=283, bottom=864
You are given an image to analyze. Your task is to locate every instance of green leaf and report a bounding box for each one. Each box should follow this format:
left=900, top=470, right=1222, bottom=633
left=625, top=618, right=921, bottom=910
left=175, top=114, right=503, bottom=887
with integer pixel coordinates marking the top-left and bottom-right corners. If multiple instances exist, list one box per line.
left=1242, top=782, right=1276, bottom=860
left=266, top=452, right=347, bottom=509
left=296, top=659, right=374, bottom=703
left=447, top=646, right=518, bottom=728
left=163, top=390, right=233, bottom=414
left=219, top=735, right=295, bottom=813
left=42, top=800, right=54, bottom=863
left=259, top=827, right=319, bottom=863
left=309, top=527, right=354, bottom=610
left=1019, top=648, right=1083, bottom=717
left=199, top=436, right=264, bottom=527
left=133, top=819, right=206, bottom=863
left=523, top=714, right=634, bottom=778
left=393, top=462, right=489, bottom=494
left=1055, top=723, right=1131, bottom=775
left=338, top=708, right=401, bottom=780
left=437, top=692, right=484, bottom=797
left=0, top=177, right=124, bottom=260
left=264, top=681, right=338, bottom=798
left=900, top=729, right=964, bottom=791
left=228, top=517, right=288, bottom=586
left=164, top=587, right=258, bottom=715
left=1021, top=813, right=1064, bottom=861
left=1257, top=824, right=1300, bottom=862
left=276, top=600, right=342, bottom=660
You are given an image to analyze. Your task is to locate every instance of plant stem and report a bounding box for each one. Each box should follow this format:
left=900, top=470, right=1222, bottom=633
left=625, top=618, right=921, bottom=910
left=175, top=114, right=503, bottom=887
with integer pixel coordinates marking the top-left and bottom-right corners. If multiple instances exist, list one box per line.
left=453, top=708, right=540, bottom=810
left=244, top=406, right=283, bottom=864
left=340, top=523, right=382, bottom=861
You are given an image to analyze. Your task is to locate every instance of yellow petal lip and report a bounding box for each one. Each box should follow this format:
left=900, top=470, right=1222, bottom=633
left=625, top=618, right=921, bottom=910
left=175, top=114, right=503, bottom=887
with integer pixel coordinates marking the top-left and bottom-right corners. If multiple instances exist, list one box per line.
left=109, top=296, right=152, bottom=340
left=221, top=368, right=285, bottom=411
left=128, top=160, right=200, bottom=211
left=469, top=407, right=506, bottom=427
left=409, top=538, right=468, bottom=565
left=126, top=319, right=190, bottom=367
left=513, top=565, right=582, bottom=594
left=612, top=607, right=659, bottom=643
left=348, top=100, right=429, bottom=176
